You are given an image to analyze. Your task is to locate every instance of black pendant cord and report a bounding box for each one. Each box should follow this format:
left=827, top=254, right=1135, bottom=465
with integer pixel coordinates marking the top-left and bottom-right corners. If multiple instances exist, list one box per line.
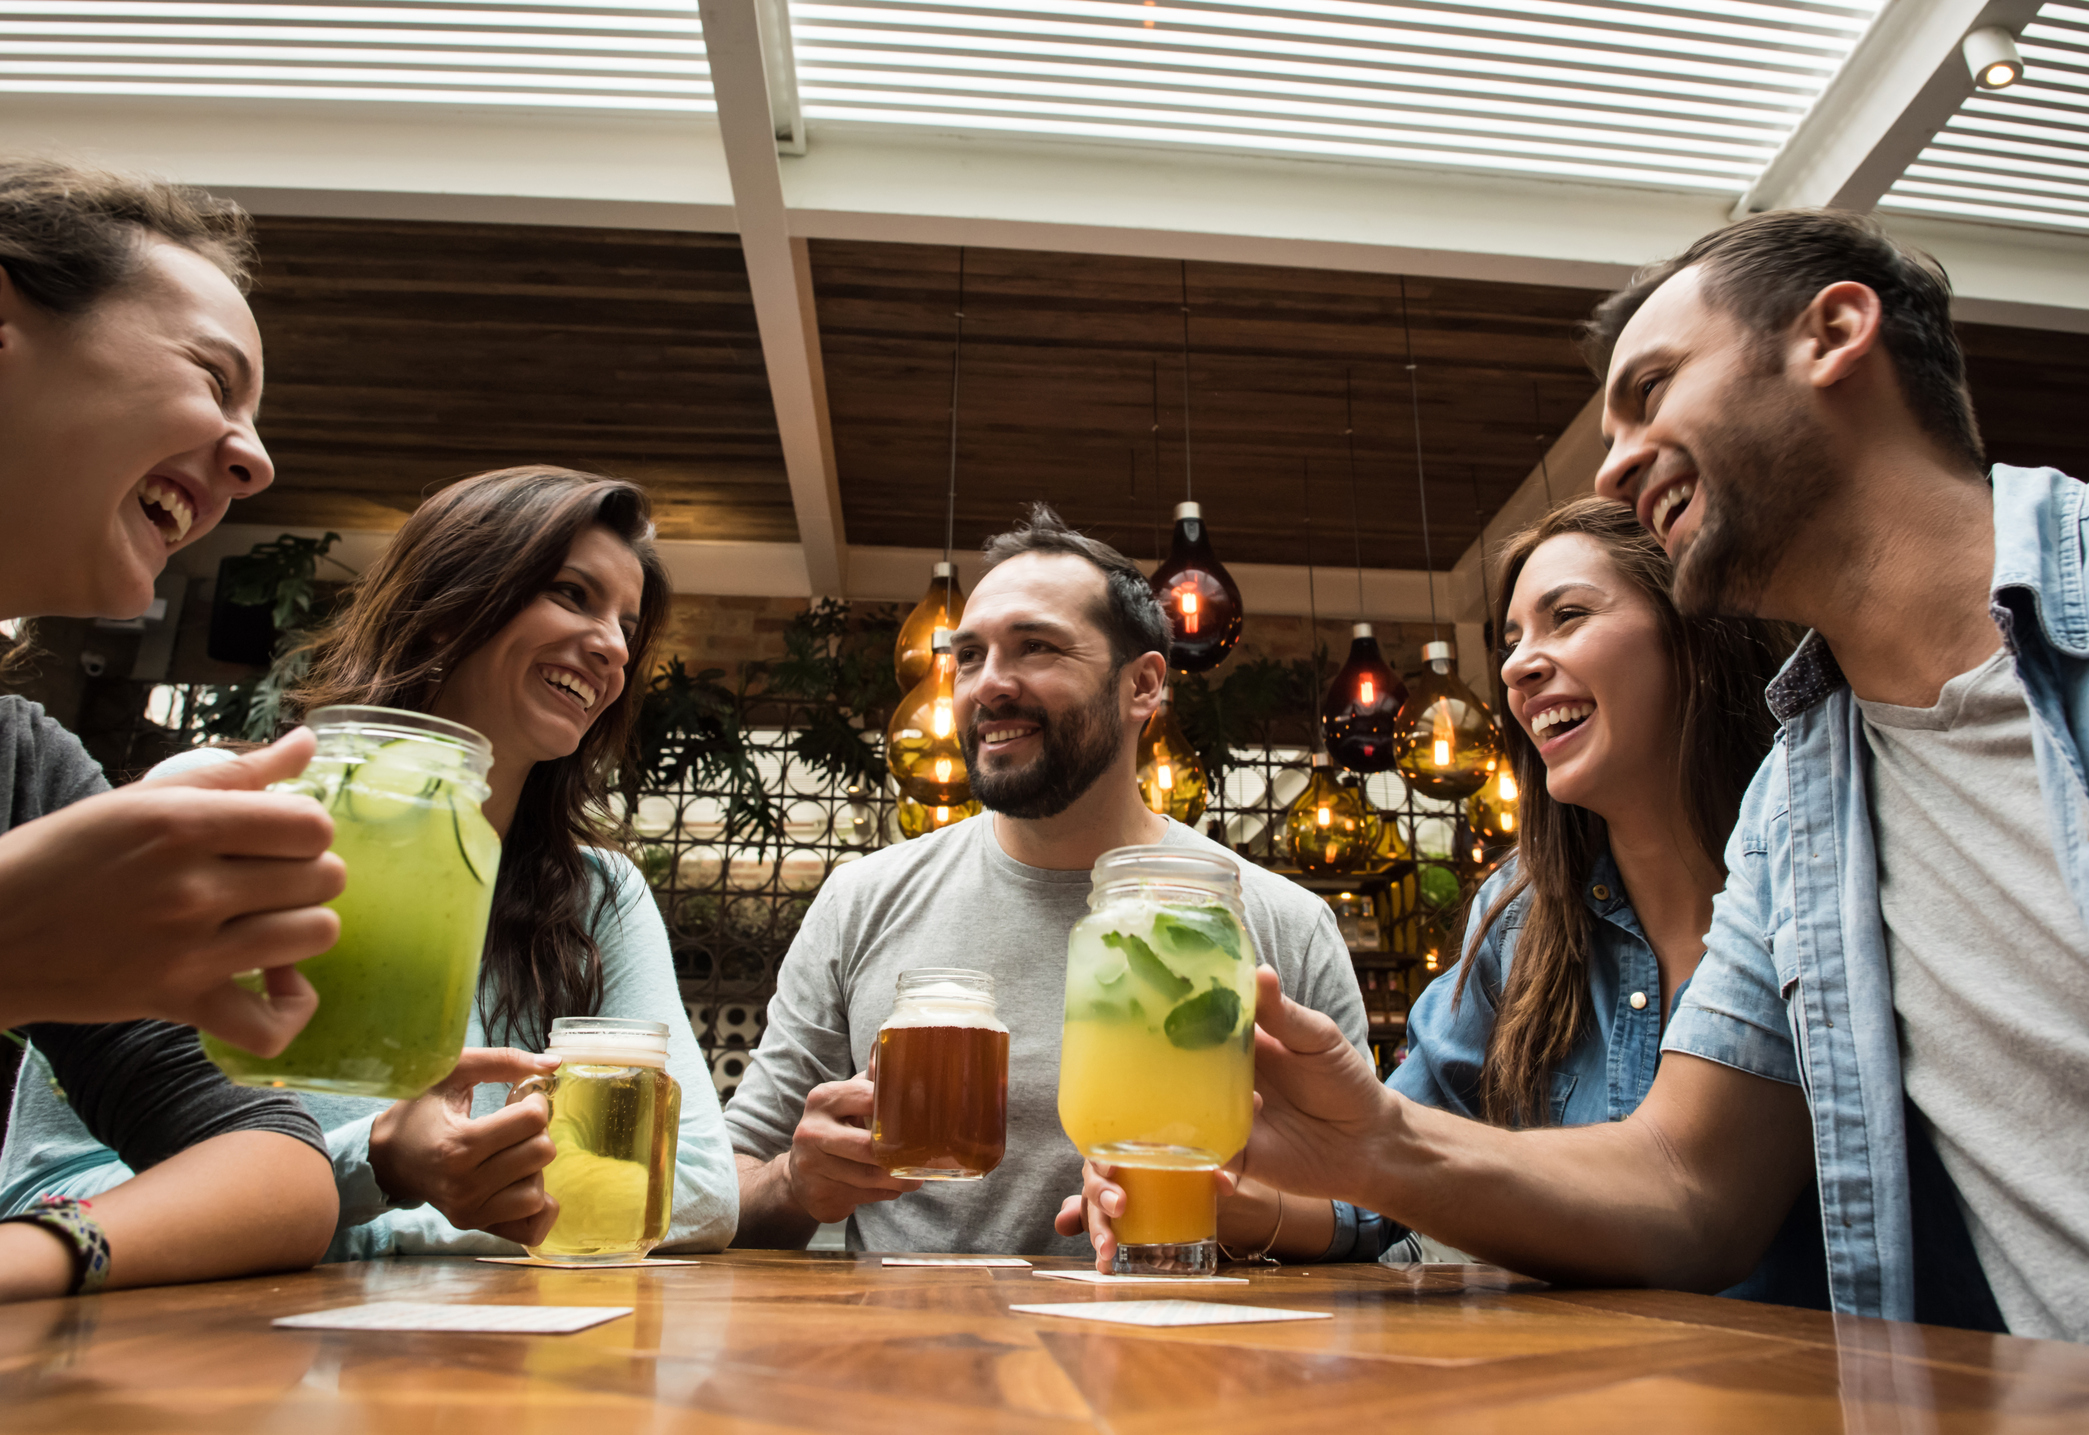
left=1178, top=259, right=1194, bottom=503
left=1344, top=368, right=1365, bottom=618
left=1401, top=275, right=1439, bottom=638
left=1533, top=379, right=1554, bottom=506
left=943, top=248, right=966, bottom=616
left=1303, top=457, right=1322, bottom=725
left=1151, top=357, right=1164, bottom=559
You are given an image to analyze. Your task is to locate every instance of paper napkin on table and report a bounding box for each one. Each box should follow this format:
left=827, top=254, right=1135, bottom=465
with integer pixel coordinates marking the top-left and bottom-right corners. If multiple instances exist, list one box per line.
left=1032, top=1270, right=1249, bottom=1285
left=273, top=1302, right=632, bottom=1334
left=1009, top=1300, right=1328, bottom=1328
left=882, top=1256, right=1033, bottom=1268
left=476, top=1257, right=699, bottom=1269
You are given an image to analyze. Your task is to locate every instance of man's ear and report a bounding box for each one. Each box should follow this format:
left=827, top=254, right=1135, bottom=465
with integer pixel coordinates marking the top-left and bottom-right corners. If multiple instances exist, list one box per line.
left=1124, top=650, right=1168, bottom=728
left=1795, top=280, right=1884, bottom=391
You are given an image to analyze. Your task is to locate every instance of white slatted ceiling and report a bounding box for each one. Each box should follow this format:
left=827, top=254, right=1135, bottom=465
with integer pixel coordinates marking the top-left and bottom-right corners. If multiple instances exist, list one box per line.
left=0, top=1, right=712, bottom=110
left=1880, top=3, right=2089, bottom=232
left=789, top=0, right=1885, bottom=191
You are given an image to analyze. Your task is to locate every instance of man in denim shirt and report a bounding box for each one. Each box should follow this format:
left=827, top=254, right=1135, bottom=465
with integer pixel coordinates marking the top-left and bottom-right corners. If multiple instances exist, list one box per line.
left=1243, top=210, right=2087, bottom=1341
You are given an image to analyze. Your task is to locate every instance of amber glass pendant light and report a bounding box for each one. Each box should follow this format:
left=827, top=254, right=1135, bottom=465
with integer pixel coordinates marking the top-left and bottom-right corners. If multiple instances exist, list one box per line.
left=1363, top=801, right=1411, bottom=873
left=1282, top=753, right=1372, bottom=874
left=1467, top=759, right=1519, bottom=843
left=1322, top=373, right=1406, bottom=770
left=1137, top=684, right=1207, bottom=824
left=1147, top=261, right=1243, bottom=672
left=1388, top=279, right=1503, bottom=803
left=895, top=561, right=963, bottom=690
left=887, top=252, right=973, bottom=837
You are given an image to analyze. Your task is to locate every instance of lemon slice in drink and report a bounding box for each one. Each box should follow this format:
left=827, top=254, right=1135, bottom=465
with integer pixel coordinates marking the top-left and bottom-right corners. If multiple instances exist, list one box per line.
left=341, top=740, right=439, bottom=823
left=450, top=796, right=501, bottom=886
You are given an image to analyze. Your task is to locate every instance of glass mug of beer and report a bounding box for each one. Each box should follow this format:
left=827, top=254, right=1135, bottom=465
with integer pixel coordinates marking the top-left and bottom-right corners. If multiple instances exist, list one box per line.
left=204, top=706, right=500, bottom=1100
left=510, top=1017, right=683, bottom=1264
left=1058, top=846, right=1257, bottom=1275
left=870, top=969, right=1010, bottom=1180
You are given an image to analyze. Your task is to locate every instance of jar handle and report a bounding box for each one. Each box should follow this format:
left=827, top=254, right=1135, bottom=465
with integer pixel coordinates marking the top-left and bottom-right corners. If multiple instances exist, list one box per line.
left=509, top=1071, right=555, bottom=1116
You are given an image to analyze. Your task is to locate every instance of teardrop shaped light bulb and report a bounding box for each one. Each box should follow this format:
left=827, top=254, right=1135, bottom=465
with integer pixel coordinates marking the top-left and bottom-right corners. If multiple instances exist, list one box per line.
left=1282, top=753, right=1372, bottom=874
left=895, top=794, right=981, bottom=840
left=1148, top=501, right=1243, bottom=672
left=885, top=631, right=971, bottom=808
left=1393, top=641, right=1503, bottom=801
left=1137, top=685, right=1208, bottom=824
left=895, top=561, right=964, bottom=690
left=1322, top=623, right=1408, bottom=773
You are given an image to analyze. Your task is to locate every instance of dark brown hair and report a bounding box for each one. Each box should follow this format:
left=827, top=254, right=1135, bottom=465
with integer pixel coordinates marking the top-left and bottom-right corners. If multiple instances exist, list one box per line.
left=291, top=466, right=672, bottom=1049
left=1580, top=208, right=1982, bottom=468
left=979, top=502, right=1172, bottom=669
left=1455, top=497, right=1796, bottom=1126
left=0, top=155, right=255, bottom=313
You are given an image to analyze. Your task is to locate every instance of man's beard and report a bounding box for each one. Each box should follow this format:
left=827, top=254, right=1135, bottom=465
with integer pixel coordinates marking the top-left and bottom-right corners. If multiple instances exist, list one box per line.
left=1669, top=374, right=1832, bottom=619
left=962, top=679, right=1124, bottom=820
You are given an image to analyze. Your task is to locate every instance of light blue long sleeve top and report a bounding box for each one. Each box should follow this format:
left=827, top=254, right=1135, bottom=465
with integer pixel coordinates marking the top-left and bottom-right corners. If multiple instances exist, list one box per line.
left=0, top=831, right=738, bottom=1259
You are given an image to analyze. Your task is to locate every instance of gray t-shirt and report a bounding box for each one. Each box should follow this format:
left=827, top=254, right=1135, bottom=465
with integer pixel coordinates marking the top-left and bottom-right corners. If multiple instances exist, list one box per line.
left=1860, top=649, right=2089, bottom=1342
left=725, top=814, right=1368, bottom=1256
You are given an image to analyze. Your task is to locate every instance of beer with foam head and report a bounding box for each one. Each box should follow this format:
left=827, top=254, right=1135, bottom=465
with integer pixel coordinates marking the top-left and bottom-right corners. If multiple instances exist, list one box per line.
left=871, top=969, right=1009, bottom=1180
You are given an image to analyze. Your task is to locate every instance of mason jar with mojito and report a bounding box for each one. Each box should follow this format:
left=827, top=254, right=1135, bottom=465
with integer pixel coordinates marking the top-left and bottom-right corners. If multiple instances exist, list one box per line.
left=1058, top=846, right=1257, bottom=1274
left=512, top=1017, right=683, bottom=1264
left=203, top=706, right=500, bottom=1100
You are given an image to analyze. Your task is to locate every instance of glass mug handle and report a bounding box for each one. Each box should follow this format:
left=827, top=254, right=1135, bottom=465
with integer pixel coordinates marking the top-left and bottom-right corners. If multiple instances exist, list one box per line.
left=509, top=1069, right=558, bottom=1116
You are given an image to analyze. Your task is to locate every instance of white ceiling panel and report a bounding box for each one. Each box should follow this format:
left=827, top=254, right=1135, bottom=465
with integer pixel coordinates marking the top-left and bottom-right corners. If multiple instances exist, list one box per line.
left=788, top=0, right=1887, bottom=191
left=0, top=1, right=713, bottom=110
left=1881, top=2, right=2089, bottom=232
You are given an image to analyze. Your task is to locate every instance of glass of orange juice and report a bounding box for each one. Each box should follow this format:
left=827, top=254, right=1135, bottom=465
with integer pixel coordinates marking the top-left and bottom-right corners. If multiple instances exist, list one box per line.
left=1059, top=846, right=1256, bottom=1275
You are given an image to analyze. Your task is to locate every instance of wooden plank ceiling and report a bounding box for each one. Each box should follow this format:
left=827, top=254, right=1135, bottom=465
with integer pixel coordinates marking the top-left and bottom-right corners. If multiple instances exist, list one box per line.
left=812, top=241, right=1604, bottom=570
left=229, top=218, right=2089, bottom=569
left=237, top=217, right=792, bottom=541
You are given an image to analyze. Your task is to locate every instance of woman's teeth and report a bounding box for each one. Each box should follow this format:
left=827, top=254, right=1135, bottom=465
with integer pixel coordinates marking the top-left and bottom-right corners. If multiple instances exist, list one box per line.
left=136, top=476, right=195, bottom=544
left=1652, top=481, right=1695, bottom=539
left=543, top=667, right=598, bottom=711
left=1531, top=702, right=1594, bottom=740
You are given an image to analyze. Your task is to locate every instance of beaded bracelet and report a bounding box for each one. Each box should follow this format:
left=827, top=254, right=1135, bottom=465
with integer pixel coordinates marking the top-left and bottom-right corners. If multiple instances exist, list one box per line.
left=3, top=1195, right=112, bottom=1295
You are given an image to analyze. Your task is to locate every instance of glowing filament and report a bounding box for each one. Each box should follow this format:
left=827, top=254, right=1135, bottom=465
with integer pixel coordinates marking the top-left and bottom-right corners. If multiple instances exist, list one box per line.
left=931, top=699, right=953, bottom=738
left=1502, top=811, right=1516, bottom=833
left=1431, top=702, right=1455, bottom=768
left=1499, top=771, right=1519, bottom=803
left=1316, top=804, right=1332, bottom=828
left=1360, top=677, right=1375, bottom=705
left=934, top=805, right=950, bottom=823
left=1157, top=762, right=1174, bottom=791
left=1177, top=585, right=1201, bottom=633
left=934, top=756, right=952, bottom=784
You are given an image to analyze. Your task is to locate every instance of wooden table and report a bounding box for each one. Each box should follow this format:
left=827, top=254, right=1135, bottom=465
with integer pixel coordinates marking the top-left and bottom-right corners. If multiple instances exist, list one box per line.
left=4, top=1251, right=2085, bottom=1432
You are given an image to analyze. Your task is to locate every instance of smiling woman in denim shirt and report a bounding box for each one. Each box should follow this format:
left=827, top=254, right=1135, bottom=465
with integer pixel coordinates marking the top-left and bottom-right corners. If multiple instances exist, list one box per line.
left=1316, top=498, right=1820, bottom=1301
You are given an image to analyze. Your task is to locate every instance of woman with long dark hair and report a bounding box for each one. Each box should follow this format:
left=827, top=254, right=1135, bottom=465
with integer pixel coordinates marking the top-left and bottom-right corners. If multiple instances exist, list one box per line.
left=4, top=465, right=738, bottom=1257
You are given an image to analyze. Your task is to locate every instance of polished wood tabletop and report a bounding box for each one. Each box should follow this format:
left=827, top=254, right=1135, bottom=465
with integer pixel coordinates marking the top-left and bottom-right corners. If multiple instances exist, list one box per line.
left=3, top=1250, right=2085, bottom=1433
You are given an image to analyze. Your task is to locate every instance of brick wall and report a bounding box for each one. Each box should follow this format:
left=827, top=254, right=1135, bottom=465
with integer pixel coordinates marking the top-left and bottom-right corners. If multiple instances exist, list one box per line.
left=649, top=595, right=810, bottom=675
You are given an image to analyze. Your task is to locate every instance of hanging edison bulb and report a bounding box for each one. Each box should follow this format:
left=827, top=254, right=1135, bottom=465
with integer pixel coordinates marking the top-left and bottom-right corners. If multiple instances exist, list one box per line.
left=1149, top=501, right=1244, bottom=672
left=1281, top=753, right=1373, bottom=874
left=1467, top=759, right=1520, bottom=845
left=885, top=631, right=970, bottom=808
left=1136, top=687, right=1207, bottom=824
left=894, top=562, right=964, bottom=690
left=1322, top=623, right=1407, bottom=772
left=1393, top=641, right=1503, bottom=801
left=896, top=794, right=982, bottom=840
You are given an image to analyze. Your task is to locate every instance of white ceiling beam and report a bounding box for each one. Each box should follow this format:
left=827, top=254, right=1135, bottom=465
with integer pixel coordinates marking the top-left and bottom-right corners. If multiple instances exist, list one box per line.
left=701, top=0, right=847, bottom=597
left=1733, top=0, right=2046, bottom=219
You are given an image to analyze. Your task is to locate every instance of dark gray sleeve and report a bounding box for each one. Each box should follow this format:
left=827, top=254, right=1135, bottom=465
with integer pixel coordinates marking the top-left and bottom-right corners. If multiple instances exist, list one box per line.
left=0, top=696, right=109, bottom=825
left=22, top=1020, right=328, bottom=1168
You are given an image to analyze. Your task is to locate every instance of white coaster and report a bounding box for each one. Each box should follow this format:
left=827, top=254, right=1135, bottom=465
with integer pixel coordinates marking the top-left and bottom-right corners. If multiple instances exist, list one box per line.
left=1032, top=1270, right=1250, bottom=1285
left=273, top=1302, right=632, bottom=1335
left=882, top=1256, right=1034, bottom=1268
left=476, top=1257, right=699, bottom=1269
left=1009, top=1300, right=1330, bottom=1328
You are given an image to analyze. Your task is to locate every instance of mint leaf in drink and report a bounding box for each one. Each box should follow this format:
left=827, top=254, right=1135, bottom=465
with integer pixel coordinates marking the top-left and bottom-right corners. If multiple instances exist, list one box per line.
left=1152, top=907, right=1242, bottom=961
left=1102, top=930, right=1193, bottom=1000
left=1164, top=982, right=1243, bottom=1051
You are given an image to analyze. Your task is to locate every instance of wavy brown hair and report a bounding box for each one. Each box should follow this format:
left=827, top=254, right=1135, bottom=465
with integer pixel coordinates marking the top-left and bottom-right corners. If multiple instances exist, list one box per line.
left=1455, top=497, right=1795, bottom=1126
left=289, top=466, right=671, bottom=1049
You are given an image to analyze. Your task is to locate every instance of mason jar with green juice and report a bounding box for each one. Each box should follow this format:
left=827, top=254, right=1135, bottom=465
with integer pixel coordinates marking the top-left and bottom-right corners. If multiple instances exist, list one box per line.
left=203, top=705, right=500, bottom=1099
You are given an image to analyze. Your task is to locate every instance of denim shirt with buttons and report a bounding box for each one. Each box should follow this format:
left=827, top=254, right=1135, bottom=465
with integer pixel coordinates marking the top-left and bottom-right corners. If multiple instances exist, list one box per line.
left=1659, top=464, right=2089, bottom=1323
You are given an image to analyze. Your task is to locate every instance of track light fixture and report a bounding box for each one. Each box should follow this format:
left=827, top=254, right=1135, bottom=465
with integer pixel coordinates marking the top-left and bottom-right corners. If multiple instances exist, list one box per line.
left=1963, top=26, right=2023, bottom=90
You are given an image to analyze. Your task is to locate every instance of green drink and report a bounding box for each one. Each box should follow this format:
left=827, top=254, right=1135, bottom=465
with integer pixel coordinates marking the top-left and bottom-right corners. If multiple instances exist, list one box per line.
left=203, top=706, right=499, bottom=1100
left=513, top=1018, right=682, bottom=1264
